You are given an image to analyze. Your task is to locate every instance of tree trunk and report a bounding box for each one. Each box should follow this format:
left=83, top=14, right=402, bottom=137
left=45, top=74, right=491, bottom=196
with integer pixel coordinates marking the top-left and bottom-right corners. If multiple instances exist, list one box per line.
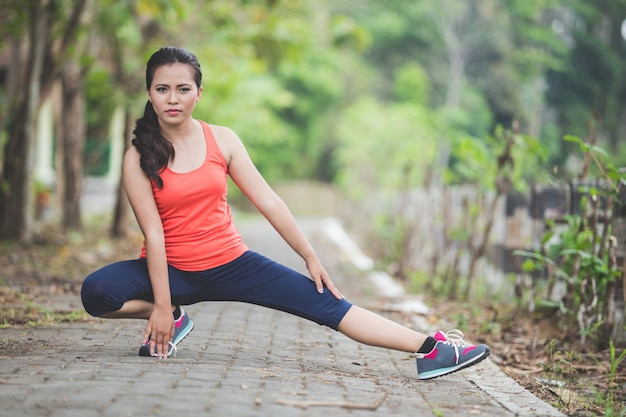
left=0, top=3, right=49, bottom=242
left=60, top=59, right=86, bottom=231
left=110, top=110, right=134, bottom=237
left=0, top=99, right=30, bottom=239
left=0, top=0, right=87, bottom=241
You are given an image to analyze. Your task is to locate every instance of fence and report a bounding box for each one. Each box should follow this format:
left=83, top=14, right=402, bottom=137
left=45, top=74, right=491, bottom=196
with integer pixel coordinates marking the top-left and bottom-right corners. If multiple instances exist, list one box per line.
left=229, top=180, right=625, bottom=303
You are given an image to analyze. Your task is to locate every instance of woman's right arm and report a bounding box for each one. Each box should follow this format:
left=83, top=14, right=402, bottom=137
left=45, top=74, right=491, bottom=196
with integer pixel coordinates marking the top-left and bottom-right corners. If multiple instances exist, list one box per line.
left=122, top=147, right=174, bottom=358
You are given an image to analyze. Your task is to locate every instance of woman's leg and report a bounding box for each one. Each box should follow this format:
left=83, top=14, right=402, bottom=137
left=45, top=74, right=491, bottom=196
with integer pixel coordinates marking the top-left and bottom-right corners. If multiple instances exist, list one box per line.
left=82, top=259, right=199, bottom=357
left=201, top=251, right=354, bottom=329
left=202, top=251, right=426, bottom=353
left=337, top=306, right=426, bottom=353
left=100, top=299, right=155, bottom=319
left=81, top=259, right=201, bottom=318
left=81, top=259, right=155, bottom=317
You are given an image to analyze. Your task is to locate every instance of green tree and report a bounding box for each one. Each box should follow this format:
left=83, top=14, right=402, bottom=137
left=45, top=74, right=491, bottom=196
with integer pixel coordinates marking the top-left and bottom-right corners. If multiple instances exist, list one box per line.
left=0, top=0, right=88, bottom=241
left=335, top=0, right=572, bottom=176
left=334, top=62, right=440, bottom=277
left=546, top=0, right=626, bottom=166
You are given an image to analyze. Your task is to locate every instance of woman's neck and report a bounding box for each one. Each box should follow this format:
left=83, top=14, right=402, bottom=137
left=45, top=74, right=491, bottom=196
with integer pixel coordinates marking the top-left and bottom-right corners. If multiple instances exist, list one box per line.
left=160, top=118, right=198, bottom=144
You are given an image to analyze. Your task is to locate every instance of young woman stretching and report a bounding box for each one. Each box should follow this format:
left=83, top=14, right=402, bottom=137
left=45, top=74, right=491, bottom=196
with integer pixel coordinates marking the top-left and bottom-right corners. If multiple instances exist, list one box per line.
left=81, top=46, right=490, bottom=380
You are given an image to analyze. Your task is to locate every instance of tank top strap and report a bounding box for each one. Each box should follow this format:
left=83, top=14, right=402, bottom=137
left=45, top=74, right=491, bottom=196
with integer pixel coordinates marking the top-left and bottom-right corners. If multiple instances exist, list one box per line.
left=200, top=120, right=218, bottom=154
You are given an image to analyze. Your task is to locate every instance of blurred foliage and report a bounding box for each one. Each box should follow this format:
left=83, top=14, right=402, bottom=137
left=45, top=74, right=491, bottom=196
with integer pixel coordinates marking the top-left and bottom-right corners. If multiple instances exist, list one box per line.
left=2, top=0, right=626, bottom=205
left=336, top=97, right=439, bottom=199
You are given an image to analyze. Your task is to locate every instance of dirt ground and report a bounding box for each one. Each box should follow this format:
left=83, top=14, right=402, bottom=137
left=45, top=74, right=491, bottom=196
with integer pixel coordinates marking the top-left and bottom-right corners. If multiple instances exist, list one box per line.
left=0, top=223, right=623, bottom=416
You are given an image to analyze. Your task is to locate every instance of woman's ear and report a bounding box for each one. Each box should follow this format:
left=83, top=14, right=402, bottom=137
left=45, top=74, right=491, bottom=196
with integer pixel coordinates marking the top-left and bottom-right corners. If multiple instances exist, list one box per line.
left=196, top=86, right=203, bottom=102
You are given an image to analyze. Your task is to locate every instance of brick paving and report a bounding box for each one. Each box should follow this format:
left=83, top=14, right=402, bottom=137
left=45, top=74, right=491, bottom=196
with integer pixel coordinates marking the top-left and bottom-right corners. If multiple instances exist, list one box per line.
left=0, top=216, right=564, bottom=417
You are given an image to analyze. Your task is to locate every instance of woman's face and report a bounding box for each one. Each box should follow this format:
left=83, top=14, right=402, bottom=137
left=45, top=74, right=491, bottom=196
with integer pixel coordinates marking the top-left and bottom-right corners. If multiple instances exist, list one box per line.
left=147, top=63, right=202, bottom=127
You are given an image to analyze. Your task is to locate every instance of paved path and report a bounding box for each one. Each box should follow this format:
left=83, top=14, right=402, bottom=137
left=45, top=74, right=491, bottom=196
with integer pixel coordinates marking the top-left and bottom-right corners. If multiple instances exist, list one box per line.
left=0, top=216, right=564, bottom=417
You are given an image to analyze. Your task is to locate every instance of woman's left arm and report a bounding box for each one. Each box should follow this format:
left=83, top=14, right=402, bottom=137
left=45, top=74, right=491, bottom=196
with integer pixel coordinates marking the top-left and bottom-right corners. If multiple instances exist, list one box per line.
left=214, top=125, right=344, bottom=300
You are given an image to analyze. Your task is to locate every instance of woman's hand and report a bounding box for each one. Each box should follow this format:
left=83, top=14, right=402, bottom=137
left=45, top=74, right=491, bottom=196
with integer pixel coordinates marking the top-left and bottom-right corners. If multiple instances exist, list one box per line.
left=307, top=258, right=344, bottom=300
left=143, top=306, right=175, bottom=359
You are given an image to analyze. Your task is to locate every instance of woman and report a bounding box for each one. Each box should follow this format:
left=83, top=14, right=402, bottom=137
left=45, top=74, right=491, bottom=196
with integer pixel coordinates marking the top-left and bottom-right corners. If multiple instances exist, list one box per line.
left=81, top=46, right=490, bottom=380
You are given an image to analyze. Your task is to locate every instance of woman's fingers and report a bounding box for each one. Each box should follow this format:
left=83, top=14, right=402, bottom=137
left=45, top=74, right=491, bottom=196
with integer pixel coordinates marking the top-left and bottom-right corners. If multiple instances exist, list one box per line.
left=144, top=315, right=175, bottom=358
left=323, top=276, right=345, bottom=300
left=312, top=272, right=344, bottom=300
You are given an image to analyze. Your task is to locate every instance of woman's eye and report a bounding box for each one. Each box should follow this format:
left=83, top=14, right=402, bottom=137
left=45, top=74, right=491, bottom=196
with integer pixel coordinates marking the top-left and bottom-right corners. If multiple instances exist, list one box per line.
left=156, top=87, right=167, bottom=93
left=180, top=88, right=191, bottom=93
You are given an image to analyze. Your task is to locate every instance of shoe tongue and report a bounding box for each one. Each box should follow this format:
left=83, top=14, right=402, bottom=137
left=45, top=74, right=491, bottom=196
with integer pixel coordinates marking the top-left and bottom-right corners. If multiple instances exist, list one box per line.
left=434, top=331, right=447, bottom=342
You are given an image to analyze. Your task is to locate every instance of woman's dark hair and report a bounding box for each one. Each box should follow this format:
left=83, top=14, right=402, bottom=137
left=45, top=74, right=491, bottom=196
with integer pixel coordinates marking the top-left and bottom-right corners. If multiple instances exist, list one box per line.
left=132, top=46, right=202, bottom=188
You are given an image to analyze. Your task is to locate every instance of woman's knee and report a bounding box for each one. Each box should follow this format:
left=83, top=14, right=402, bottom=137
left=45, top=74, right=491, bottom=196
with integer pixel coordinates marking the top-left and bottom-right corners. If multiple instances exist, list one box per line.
left=81, top=263, right=131, bottom=316
left=80, top=271, right=110, bottom=316
left=81, top=259, right=149, bottom=317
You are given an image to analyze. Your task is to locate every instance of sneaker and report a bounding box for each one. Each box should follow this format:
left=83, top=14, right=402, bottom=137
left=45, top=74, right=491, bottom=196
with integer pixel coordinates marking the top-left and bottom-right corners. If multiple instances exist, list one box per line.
left=416, top=329, right=490, bottom=380
left=138, top=307, right=194, bottom=357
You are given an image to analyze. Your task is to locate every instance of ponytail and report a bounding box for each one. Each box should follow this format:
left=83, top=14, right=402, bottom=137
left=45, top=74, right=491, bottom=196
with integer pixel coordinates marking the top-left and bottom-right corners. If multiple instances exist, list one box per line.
left=131, top=101, right=174, bottom=189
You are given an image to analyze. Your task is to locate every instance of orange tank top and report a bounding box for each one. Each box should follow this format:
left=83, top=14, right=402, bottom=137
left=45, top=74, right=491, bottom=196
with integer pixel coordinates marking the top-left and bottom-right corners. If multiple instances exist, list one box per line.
left=139, top=121, right=248, bottom=270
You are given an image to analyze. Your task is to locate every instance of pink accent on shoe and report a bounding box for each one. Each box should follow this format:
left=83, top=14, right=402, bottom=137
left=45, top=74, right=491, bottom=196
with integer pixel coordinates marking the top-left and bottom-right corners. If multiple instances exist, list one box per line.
left=434, top=331, right=447, bottom=342
left=424, top=347, right=439, bottom=359
left=462, top=345, right=476, bottom=355
left=175, top=313, right=185, bottom=328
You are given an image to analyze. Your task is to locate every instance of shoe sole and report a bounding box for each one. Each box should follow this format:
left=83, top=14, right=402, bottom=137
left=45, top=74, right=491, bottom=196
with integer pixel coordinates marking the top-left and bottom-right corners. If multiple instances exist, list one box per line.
left=173, top=320, right=194, bottom=347
left=417, top=347, right=491, bottom=380
left=138, top=320, right=195, bottom=357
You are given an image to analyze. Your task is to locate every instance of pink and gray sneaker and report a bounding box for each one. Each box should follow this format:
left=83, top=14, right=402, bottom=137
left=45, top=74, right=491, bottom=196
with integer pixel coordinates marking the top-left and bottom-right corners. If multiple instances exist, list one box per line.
left=416, top=329, right=490, bottom=380
left=138, top=306, right=194, bottom=358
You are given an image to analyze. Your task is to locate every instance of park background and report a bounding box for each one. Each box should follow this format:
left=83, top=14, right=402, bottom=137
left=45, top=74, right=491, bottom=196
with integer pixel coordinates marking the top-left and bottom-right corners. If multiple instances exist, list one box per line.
left=1, top=1, right=625, bottom=415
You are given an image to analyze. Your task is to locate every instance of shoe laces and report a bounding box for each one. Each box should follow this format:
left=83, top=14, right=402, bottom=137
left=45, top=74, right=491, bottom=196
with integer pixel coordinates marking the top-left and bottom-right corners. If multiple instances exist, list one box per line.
left=443, top=329, right=470, bottom=346
left=148, top=341, right=177, bottom=358
left=168, top=342, right=177, bottom=358
left=438, top=329, right=472, bottom=363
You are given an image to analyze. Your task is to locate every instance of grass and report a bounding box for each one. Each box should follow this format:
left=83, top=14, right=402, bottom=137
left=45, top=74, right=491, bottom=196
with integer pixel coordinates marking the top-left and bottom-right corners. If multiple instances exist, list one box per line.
left=0, top=221, right=135, bottom=329
left=404, top=270, right=625, bottom=416
left=0, top=286, right=90, bottom=328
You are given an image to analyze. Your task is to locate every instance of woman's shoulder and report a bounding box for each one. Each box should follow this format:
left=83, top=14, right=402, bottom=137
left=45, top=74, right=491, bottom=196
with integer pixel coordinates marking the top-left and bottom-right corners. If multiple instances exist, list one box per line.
left=124, top=144, right=141, bottom=161
left=205, top=122, right=237, bottom=139
left=204, top=122, right=242, bottom=155
left=123, top=145, right=142, bottom=172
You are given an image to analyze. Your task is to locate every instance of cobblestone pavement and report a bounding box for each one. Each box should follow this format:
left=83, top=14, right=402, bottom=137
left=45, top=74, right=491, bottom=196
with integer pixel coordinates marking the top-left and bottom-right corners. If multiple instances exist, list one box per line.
left=0, top=216, right=565, bottom=417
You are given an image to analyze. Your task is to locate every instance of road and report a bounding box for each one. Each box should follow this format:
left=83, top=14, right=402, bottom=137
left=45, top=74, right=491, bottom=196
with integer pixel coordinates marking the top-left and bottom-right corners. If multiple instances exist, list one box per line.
left=0, top=215, right=564, bottom=417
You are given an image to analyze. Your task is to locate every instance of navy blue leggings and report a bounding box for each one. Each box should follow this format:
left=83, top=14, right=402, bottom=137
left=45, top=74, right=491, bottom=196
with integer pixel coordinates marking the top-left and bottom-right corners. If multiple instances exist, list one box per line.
left=81, top=251, right=352, bottom=330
